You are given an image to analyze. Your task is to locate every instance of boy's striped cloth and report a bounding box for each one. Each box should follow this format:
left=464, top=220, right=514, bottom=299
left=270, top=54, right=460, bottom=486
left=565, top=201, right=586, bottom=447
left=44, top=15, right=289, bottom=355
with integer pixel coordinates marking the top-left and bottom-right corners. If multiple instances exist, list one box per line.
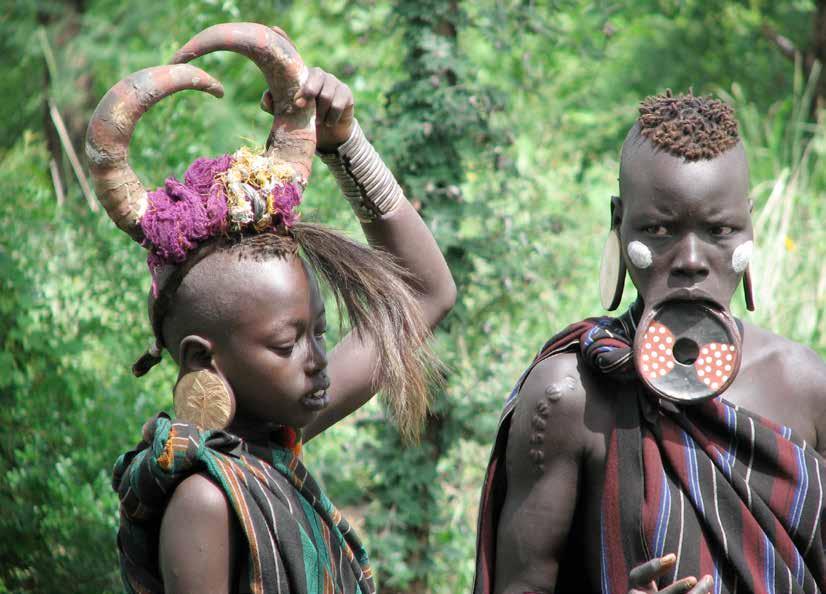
left=112, top=415, right=375, bottom=594
left=473, top=309, right=826, bottom=594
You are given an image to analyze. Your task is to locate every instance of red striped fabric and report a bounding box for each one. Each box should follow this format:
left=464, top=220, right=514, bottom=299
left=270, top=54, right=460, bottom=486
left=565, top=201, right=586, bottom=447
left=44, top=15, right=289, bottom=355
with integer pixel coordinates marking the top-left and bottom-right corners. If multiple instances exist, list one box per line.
left=604, top=396, right=826, bottom=594
left=474, top=314, right=826, bottom=594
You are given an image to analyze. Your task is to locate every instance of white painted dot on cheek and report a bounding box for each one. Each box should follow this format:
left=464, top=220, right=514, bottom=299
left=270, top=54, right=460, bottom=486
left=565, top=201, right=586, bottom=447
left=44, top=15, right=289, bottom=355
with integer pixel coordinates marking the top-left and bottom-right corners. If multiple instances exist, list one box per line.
left=627, top=240, right=653, bottom=269
left=731, top=240, right=753, bottom=274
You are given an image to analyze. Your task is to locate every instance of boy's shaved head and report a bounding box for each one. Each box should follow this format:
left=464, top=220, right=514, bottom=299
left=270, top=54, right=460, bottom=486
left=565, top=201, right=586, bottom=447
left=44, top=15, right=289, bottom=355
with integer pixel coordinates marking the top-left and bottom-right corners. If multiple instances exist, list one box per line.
left=160, top=235, right=302, bottom=362
left=635, top=90, right=740, bottom=161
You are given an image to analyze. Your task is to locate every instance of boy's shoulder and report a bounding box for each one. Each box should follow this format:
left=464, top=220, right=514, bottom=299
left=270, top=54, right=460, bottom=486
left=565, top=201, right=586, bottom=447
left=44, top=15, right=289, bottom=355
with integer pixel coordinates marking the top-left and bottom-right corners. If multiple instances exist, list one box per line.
left=167, top=472, right=232, bottom=517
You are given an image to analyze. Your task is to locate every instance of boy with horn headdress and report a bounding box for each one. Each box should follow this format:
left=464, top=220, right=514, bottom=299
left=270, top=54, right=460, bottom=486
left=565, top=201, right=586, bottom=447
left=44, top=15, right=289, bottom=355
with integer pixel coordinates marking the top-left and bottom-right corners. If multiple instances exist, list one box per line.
left=90, top=23, right=455, bottom=593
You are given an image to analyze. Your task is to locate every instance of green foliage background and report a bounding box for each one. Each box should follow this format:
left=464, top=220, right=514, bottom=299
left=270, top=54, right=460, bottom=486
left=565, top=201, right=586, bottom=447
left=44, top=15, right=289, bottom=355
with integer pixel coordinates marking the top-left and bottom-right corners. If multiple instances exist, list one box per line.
left=1, top=0, right=825, bottom=592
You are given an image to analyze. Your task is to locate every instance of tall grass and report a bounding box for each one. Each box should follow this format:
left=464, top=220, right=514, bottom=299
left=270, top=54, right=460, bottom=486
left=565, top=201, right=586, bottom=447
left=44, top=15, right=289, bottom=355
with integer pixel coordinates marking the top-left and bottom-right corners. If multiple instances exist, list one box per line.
left=721, top=61, right=826, bottom=351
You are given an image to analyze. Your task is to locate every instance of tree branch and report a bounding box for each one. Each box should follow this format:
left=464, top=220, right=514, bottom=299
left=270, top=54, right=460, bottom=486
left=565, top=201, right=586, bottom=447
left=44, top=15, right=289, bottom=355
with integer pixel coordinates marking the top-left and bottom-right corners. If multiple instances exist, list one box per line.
left=49, top=158, right=65, bottom=206
left=762, top=22, right=798, bottom=63
left=48, top=98, right=97, bottom=212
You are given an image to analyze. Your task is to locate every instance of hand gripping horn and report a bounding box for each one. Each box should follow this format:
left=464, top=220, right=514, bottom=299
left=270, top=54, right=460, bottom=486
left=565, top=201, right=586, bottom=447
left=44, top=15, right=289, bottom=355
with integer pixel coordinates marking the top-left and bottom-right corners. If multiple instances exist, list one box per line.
left=170, top=22, right=316, bottom=182
left=85, top=65, right=224, bottom=242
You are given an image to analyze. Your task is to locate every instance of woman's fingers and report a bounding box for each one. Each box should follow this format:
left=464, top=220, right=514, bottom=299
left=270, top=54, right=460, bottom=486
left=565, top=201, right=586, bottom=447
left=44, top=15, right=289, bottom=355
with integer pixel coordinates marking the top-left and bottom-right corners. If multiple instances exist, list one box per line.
left=629, top=554, right=677, bottom=588
left=257, top=66, right=354, bottom=150
left=686, top=576, right=714, bottom=594
left=658, top=577, right=699, bottom=594
left=627, top=556, right=710, bottom=594
left=261, top=67, right=353, bottom=130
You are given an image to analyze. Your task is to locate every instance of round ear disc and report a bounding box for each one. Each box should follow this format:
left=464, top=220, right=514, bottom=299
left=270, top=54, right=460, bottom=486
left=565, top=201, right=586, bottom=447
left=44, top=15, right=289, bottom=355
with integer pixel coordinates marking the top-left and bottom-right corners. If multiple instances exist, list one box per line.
left=599, top=230, right=626, bottom=310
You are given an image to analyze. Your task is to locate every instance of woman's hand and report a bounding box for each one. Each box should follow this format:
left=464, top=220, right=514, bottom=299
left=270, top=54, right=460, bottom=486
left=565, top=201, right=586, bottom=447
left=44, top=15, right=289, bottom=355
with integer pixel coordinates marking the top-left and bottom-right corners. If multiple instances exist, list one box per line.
left=260, top=66, right=355, bottom=152
left=628, top=555, right=712, bottom=594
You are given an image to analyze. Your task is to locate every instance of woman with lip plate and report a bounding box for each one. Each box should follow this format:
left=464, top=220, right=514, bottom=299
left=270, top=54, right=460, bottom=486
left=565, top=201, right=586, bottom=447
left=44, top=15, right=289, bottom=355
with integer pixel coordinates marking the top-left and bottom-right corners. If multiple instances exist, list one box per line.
left=474, top=91, right=826, bottom=594
left=96, top=24, right=455, bottom=594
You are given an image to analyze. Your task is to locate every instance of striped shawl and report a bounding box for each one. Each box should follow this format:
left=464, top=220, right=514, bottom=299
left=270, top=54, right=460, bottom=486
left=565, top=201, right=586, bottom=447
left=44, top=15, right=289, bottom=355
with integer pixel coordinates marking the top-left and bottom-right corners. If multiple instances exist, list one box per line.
left=112, top=416, right=375, bottom=594
left=473, top=311, right=826, bottom=594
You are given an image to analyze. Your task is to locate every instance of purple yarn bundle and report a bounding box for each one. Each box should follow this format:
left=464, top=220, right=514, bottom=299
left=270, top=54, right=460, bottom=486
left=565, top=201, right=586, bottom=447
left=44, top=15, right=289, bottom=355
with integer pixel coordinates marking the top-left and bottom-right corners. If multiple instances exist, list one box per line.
left=271, top=182, right=302, bottom=227
left=139, top=152, right=304, bottom=294
left=184, top=155, right=233, bottom=195
left=141, top=155, right=231, bottom=289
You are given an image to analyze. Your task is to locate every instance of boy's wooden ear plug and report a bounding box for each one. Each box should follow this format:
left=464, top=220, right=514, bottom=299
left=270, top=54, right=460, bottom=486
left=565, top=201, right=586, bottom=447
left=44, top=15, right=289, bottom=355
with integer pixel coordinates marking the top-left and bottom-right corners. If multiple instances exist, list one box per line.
left=174, top=369, right=235, bottom=430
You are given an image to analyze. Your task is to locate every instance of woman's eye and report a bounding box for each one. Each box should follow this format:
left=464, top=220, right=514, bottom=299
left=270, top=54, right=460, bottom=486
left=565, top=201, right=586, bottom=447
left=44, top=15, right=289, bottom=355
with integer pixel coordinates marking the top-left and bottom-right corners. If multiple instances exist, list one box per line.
left=711, top=226, right=734, bottom=236
left=314, top=328, right=327, bottom=339
left=643, top=225, right=669, bottom=236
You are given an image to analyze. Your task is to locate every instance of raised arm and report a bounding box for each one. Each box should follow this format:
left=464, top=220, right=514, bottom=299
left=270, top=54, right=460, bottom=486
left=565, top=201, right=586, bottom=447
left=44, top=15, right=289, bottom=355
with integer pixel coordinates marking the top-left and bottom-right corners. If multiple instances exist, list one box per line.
left=267, top=68, right=455, bottom=440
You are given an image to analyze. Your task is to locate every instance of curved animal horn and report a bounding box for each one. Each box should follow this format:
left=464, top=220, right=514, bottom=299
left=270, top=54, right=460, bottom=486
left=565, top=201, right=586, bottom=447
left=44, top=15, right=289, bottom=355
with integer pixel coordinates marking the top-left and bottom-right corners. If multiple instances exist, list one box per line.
left=171, top=23, right=316, bottom=182
left=85, top=65, right=224, bottom=242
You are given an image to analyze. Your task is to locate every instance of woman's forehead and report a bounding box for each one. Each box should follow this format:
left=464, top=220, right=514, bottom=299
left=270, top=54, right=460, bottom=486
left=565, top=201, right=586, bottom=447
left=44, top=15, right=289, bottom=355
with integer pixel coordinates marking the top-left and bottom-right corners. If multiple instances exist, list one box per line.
left=620, top=141, right=750, bottom=215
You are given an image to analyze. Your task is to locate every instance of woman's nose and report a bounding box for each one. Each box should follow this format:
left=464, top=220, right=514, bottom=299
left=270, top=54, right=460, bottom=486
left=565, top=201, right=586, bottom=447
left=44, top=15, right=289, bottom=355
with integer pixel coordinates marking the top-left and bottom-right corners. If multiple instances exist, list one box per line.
left=670, top=234, right=709, bottom=283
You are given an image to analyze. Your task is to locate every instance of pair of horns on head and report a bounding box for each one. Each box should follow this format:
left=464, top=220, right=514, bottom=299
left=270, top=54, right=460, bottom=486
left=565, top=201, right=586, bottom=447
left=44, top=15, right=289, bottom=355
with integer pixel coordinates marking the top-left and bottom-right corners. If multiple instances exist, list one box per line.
left=85, top=23, right=316, bottom=243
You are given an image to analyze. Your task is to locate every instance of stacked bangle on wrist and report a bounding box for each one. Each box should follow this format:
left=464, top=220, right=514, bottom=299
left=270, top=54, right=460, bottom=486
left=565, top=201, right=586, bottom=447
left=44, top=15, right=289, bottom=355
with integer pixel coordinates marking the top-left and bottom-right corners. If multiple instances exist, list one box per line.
left=317, top=119, right=404, bottom=222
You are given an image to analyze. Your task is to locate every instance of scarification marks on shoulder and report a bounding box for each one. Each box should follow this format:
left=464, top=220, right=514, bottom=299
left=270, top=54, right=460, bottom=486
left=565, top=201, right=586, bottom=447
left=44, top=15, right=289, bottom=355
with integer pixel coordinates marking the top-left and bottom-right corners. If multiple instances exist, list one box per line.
left=529, top=383, right=564, bottom=473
